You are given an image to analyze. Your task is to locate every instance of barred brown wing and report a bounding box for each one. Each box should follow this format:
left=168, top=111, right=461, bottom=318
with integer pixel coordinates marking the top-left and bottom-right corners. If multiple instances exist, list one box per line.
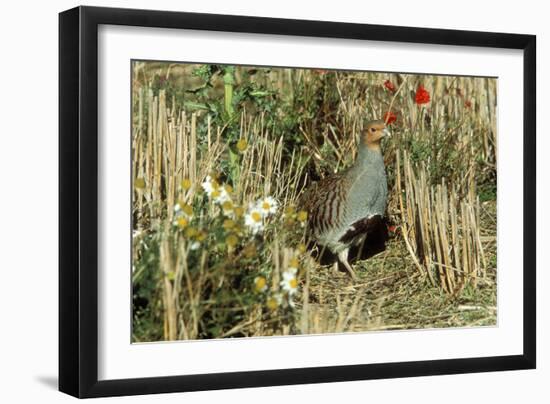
left=300, top=173, right=350, bottom=237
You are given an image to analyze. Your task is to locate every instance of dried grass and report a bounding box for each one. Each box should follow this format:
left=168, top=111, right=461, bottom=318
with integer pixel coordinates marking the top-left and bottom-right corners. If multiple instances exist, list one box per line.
left=132, top=63, right=497, bottom=341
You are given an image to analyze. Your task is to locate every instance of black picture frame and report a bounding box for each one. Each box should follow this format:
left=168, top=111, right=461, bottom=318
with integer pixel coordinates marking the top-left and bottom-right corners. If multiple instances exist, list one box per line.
left=59, top=5, right=536, bottom=398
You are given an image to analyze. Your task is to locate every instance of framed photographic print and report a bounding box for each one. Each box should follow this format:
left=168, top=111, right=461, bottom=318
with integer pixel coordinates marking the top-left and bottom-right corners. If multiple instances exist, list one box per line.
left=59, top=6, right=536, bottom=398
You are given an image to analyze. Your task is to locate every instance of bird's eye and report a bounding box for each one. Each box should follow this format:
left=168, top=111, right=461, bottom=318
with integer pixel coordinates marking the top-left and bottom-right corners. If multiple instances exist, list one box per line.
left=370, top=128, right=376, bottom=133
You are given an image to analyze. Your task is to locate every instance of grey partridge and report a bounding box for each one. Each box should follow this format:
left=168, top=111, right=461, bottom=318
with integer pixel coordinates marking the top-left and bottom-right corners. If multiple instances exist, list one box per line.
left=301, top=120, right=390, bottom=280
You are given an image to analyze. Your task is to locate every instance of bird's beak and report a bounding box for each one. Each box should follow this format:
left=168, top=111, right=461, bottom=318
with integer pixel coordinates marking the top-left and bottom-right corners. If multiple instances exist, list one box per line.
left=383, top=128, right=391, bottom=137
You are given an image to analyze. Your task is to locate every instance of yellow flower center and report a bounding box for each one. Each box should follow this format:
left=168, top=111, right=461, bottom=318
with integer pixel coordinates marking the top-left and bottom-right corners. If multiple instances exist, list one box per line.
left=177, top=217, right=188, bottom=228
left=255, top=277, right=266, bottom=292
left=284, top=206, right=295, bottom=216
left=134, top=178, right=146, bottom=189
left=289, top=257, right=299, bottom=269
left=211, top=189, right=221, bottom=198
left=234, top=207, right=245, bottom=217
left=298, top=243, right=307, bottom=254
left=251, top=211, right=262, bottom=222
left=297, top=210, right=308, bottom=222
left=226, top=234, right=238, bottom=247
left=224, top=184, right=233, bottom=194
left=266, top=297, right=278, bottom=310
left=262, top=201, right=271, bottom=211
left=222, top=201, right=234, bottom=211
left=185, top=227, right=197, bottom=238
left=181, top=178, right=192, bottom=190
left=289, top=278, right=298, bottom=289
left=223, top=219, right=235, bottom=230
left=182, top=204, right=193, bottom=216
left=196, top=230, right=207, bottom=242
left=236, top=138, right=248, bottom=152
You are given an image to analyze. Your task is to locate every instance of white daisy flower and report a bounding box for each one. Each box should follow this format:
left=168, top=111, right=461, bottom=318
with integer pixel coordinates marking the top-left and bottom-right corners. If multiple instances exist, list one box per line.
left=287, top=257, right=299, bottom=273
left=173, top=216, right=189, bottom=228
left=212, top=187, right=231, bottom=204
left=202, top=175, right=234, bottom=206
left=266, top=293, right=283, bottom=310
left=280, top=270, right=298, bottom=296
left=190, top=241, right=201, bottom=251
left=221, top=200, right=234, bottom=216
left=286, top=266, right=298, bottom=275
left=201, top=175, right=217, bottom=195
left=172, top=202, right=194, bottom=227
left=257, top=196, right=278, bottom=217
left=245, top=206, right=264, bottom=234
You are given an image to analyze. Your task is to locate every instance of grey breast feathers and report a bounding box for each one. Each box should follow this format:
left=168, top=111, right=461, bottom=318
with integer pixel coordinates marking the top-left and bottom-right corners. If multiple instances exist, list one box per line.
left=346, top=158, right=387, bottom=222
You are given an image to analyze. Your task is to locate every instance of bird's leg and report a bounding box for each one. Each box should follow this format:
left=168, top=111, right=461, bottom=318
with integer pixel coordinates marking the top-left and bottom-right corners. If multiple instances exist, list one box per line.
left=338, top=248, right=357, bottom=281
left=332, top=261, right=340, bottom=276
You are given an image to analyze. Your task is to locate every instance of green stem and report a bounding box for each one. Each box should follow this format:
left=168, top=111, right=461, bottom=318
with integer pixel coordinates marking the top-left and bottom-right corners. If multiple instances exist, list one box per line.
left=223, top=67, right=235, bottom=118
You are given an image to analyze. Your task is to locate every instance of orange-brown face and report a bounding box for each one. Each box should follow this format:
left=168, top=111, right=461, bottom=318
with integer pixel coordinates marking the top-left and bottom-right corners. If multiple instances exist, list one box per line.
left=362, top=120, right=389, bottom=147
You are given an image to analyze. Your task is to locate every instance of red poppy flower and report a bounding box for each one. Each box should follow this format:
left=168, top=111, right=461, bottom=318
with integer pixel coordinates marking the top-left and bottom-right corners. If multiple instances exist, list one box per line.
left=383, top=111, right=397, bottom=125
left=415, top=85, right=431, bottom=104
left=384, top=79, right=396, bottom=92
left=464, top=100, right=472, bottom=109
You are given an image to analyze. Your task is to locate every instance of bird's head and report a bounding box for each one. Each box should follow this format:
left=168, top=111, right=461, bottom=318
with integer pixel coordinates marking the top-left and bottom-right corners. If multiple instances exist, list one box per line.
left=361, top=120, right=390, bottom=151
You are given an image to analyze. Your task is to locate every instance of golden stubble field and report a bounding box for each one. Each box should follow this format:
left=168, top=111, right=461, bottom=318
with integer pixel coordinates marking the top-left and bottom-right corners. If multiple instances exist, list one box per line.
left=131, top=61, right=497, bottom=342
